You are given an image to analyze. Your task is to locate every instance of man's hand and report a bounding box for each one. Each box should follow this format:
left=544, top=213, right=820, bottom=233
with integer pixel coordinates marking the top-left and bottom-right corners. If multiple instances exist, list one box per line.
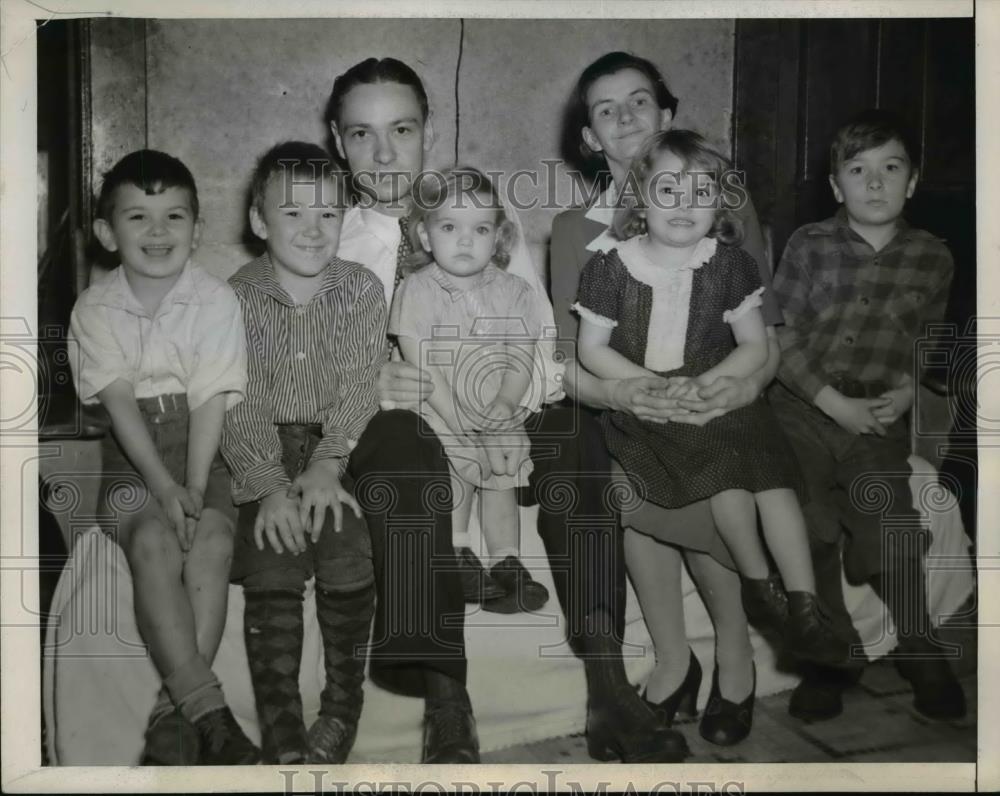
left=479, top=424, right=530, bottom=478
left=255, top=490, right=306, bottom=555
left=151, top=479, right=198, bottom=551
left=872, top=380, right=915, bottom=426
left=479, top=396, right=520, bottom=432
left=288, top=458, right=361, bottom=540
left=377, top=360, right=433, bottom=411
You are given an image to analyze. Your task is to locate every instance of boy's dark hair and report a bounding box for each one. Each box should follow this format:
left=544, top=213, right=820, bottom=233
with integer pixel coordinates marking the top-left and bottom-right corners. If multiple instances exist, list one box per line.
left=325, top=57, right=429, bottom=127
left=404, top=166, right=517, bottom=270
left=250, top=141, right=343, bottom=213
left=612, top=129, right=743, bottom=246
left=96, top=149, right=199, bottom=221
left=573, top=51, right=679, bottom=162
left=830, top=109, right=920, bottom=173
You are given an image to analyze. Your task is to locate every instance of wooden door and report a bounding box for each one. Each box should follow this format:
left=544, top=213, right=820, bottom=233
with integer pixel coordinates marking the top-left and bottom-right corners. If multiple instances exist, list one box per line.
left=732, top=17, right=977, bottom=533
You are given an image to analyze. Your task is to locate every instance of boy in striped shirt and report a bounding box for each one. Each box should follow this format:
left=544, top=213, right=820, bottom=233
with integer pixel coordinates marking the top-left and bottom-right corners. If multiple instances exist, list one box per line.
left=221, top=142, right=387, bottom=764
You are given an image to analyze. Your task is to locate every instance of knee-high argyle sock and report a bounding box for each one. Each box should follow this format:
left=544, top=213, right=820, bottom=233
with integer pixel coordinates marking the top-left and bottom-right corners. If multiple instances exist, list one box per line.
left=243, top=589, right=306, bottom=763
left=315, top=584, right=375, bottom=725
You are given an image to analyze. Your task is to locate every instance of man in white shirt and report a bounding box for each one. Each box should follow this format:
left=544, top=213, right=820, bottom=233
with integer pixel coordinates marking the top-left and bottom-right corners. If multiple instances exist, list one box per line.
left=329, top=57, right=689, bottom=765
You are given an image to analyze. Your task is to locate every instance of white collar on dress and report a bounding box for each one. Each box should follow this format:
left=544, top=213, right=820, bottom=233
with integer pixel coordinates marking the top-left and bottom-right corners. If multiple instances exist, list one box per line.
left=616, top=236, right=717, bottom=288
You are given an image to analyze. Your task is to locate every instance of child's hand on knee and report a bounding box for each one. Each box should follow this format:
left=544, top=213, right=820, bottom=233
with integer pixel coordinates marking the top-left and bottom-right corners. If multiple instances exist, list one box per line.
left=816, top=387, right=890, bottom=436
left=256, top=490, right=307, bottom=555
left=288, top=459, right=361, bottom=541
left=873, top=380, right=914, bottom=426
left=168, top=485, right=205, bottom=552
left=480, top=396, right=518, bottom=432
left=186, top=486, right=204, bottom=519
left=152, top=480, right=199, bottom=550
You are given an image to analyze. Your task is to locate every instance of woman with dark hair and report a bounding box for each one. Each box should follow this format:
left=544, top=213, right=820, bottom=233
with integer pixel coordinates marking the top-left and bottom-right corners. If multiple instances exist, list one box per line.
left=550, top=51, right=787, bottom=746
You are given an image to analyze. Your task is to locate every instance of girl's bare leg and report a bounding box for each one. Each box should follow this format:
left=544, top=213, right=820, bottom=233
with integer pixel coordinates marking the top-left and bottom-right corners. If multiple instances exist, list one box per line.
left=710, top=489, right=770, bottom=579
left=480, top=488, right=519, bottom=566
left=755, top=489, right=816, bottom=593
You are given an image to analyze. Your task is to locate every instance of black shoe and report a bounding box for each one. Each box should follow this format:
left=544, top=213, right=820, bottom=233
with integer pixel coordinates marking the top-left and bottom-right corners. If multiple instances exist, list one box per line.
left=785, top=592, right=851, bottom=666
left=699, top=662, right=755, bottom=746
left=422, top=696, right=481, bottom=763
left=788, top=667, right=854, bottom=722
left=741, top=573, right=789, bottom=636
left=896, top=656, right=967, bottom=720
left=456, top=547, right=507, bottom=603
left=586, top=685, right=690, bottom=763
left=483, top=556, right=550, bottom=614
left=306, top=715, right=358, bottom=764
left=141, top=708, right=200, bottom=766
left=641, top=649, right=702, bottom=725
left=193, top=706, right=261, bottom=765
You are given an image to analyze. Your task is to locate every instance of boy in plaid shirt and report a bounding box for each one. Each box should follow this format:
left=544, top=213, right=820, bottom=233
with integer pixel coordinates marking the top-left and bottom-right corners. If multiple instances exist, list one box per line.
left=769, top=110, right=964, bottom=723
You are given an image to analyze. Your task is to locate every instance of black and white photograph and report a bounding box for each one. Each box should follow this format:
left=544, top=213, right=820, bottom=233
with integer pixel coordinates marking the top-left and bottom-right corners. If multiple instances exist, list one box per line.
left=1, top=0, right=993, bottom=791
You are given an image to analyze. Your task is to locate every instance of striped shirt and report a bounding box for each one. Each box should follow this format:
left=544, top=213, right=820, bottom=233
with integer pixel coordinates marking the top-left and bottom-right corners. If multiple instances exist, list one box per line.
left=773, top=209, right=953, bottom=403
left=221, top=253, right=388, bottom=503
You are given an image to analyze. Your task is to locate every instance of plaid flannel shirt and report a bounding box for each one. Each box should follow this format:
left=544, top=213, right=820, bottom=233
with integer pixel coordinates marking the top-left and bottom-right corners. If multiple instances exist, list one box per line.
left=773, top=209, right=953, bottom=403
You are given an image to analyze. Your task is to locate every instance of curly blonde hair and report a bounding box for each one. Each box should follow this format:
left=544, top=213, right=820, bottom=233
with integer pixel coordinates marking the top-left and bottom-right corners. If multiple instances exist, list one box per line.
left=403, top=166, right=517, bottom=271
left=612, top=129, right=744, bottom=246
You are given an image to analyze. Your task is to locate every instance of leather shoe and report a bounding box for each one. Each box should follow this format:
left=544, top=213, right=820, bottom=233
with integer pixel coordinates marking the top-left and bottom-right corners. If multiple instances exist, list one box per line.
left=896, top=656, right=967, bottom=720
left=699, top=663, right=755, bottom=746
left=456, top=547, right=506, bottom=603
left=788, top=674, right=847, bottom=721
left=192, top=706, right=261, bottom=765
left=741, top=573, right=788, bottom=637
left=586, top=685, right=690, bottom=763
left=785, top=592, right=851, bottom=666
left=141, top=708, right=200, bottom=765
left=641, top=649, right=702, bottom=725
left=484, top=556, right=550, bottom=614
left=422, top=697, right=481, bottom=763
left=306, top=715, right=358, bottom=764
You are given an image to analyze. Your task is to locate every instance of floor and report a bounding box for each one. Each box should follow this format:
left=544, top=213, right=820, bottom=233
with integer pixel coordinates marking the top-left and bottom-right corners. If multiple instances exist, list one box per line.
left=482, top=624, right=977, bottom=764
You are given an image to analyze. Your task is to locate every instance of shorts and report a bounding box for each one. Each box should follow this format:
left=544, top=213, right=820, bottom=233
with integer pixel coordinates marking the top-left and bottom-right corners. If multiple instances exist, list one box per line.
left=97, top=392, right=233, bottom=546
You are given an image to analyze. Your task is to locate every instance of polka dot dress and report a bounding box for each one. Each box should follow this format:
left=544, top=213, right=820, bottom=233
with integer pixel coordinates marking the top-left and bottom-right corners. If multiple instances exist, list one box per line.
left=576, top=243, right=805, bottom=510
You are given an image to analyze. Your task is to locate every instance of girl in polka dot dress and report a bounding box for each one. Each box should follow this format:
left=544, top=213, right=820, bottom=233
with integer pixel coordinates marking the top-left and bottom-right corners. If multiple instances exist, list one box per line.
left=573, top=130, right=848, bottom=665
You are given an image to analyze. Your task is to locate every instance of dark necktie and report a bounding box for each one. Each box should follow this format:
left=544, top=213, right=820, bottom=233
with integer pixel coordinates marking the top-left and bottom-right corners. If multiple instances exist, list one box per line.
left=395, top=216, right=413, bottom=290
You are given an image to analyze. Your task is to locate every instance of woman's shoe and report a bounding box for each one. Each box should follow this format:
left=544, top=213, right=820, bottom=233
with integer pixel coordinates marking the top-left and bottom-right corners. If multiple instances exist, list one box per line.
left=699, top=662, right=756, bottom=747
left=641, top=649, right=703, bottom=725
left=785, top=591, right=851, bottom=666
